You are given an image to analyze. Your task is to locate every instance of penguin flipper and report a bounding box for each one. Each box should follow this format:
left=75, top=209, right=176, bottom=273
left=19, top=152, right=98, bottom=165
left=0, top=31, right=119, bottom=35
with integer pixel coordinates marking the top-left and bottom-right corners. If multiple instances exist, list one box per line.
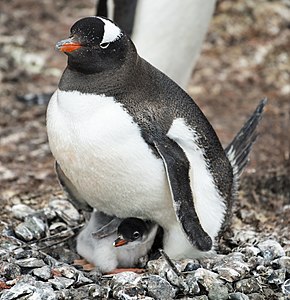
left=55, top=161, right=93, bottom=212
left=92, top=217, right=122, bottom=239
left=153, top=139, right=212, bottom=252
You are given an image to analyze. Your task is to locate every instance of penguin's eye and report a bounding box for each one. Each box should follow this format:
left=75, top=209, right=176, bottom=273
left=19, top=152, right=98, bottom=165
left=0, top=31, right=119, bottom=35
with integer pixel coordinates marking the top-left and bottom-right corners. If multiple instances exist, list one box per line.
left=133, top=231, right=140, bottom=239
left=100, top=42, right=110, bottom=49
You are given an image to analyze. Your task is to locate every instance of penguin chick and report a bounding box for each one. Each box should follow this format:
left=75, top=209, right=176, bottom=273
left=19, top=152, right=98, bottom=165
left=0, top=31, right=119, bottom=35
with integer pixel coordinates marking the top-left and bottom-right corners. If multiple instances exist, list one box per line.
left=76, top=210, right=158, bottom=273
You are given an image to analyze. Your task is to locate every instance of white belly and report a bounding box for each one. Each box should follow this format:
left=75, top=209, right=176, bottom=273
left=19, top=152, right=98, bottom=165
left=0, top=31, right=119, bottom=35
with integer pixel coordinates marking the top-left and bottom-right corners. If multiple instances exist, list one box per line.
left=47, top=90, right=174, bottom=224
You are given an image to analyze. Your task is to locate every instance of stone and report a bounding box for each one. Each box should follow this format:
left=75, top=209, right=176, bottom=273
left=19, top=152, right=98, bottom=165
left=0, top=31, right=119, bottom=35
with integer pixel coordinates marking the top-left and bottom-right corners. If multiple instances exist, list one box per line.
left=247, top=293, right=265, bottom=300
left=229, top=292, right=250, bottom=300
left=272, top=256, right=290, bottom=272
left=52, top=265, right=76, bottom=279
left=11, top=204, right=36, bottom=220
left=267, top=268, right=286, bottom=285
left=144, top=275, right=176, bottom=300
left=235, top=278, right=261, bottom=294
left=0, top=275, right=56, bottom=300
left=14, top=216, right=47, bottom=241
left=112, top=283, right=146, bottom=299
left=111, top=271, right=140, bottom=287
left=281, top=279, right=290, bottom=295
left=208, top=283, right=229, bottom=300
left=166, top=269, right=188, bottom=292
left=49, top=198, right=80, bottom=226
left=213, top=252, right=250, bottom=282
left=147, top=258, right=182, bottom=278
left=183, top=261, right=202, bottom=272
left=32, top=265, right=51, bottom=280
left=257, top=240, right=285, bottom=261
left=193, top=268, right=223, bottom=291
left=0, top=261, right=21, bottom=280
left=15, top=258, right=46, bottom=268
left=49, top=222, right=68, bottom=235
left=242, top=246, right=261, bottom=257
left=48, top=277, right=75, bottom=290
left=184, top=273, right=200, bottom=295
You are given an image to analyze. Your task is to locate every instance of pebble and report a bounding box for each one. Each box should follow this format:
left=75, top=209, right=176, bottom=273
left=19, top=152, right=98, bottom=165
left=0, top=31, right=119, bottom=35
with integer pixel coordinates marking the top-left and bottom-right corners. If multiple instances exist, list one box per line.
left=213, top=252, right=249, bottom=282
left=208, top=283, right=228, bottom=300
left=48, top=276, right=75, bottom=290
left=267, top=268, right=286, bottom=285
left=282, top=279, right=290, bottom=295
left=11, top=204, right=36, bottom=220
left=15, top=257, right=46, bottom=268
left=247, top=293, right=265, bottom=300
left=184, top=273, right=200, bottom=295
left=229, top=292, right=250, bottom=300
left=272, top=256, right=290, bottom=271
left=49, top=222, right=68, bottom=235
left=111, top=271, right=140, bottom=286
left=147, top=257, right=182, bottom=278
left=0, top=261, right=21, bottom=280
left=144, top=275, right=176, bottom=300
left=52, top=265, right=76, bottom=279
left=0, top=275, right=57, bottom=300
left=184, top=261, right=202, bottom=272
left=49, top=198, right=80, bottom=226
left=14, top=215, right=47, bottom=241
left=241, top=246, right=261, bottom=257
left=193, top=268, right=224, bottom=291
left=257, top=240, right=285, bottom=261
left=32, top=265, right=51, bottom=280
left=235, top=277, right=261, bottom=294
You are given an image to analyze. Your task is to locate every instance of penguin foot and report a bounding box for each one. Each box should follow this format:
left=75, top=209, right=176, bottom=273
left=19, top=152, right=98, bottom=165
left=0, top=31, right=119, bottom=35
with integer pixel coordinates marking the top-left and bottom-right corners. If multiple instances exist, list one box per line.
left=105, top=268, right=145, bottom=275
left=73, top=259, right=95, bottom=271
left=73, top=258, right=89, bottom=266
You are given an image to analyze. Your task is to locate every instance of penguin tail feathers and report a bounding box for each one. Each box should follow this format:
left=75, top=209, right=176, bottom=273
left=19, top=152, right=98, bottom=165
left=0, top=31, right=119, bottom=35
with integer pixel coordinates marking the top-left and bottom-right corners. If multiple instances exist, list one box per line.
left=225, top=98, right=267, bottom=178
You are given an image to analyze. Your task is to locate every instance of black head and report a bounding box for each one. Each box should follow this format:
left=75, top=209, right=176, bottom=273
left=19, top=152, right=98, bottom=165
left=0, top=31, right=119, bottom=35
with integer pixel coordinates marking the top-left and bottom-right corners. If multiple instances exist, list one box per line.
left=114, top=218, right=151, bottom=247
left=56, top=16, right=136, bottom=74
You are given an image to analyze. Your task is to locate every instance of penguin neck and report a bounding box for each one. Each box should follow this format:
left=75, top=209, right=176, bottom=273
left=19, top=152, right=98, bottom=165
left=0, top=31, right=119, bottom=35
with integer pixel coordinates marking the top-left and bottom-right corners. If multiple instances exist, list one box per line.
left=59, top=55, right=141, bottom=97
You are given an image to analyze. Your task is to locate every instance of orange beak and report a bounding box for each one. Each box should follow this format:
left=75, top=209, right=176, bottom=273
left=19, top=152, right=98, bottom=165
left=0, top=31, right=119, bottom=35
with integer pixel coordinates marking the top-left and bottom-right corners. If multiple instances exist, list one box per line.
left=113, top=237, right=129, bottom=247
left=56, top=37, right=82, bottom=53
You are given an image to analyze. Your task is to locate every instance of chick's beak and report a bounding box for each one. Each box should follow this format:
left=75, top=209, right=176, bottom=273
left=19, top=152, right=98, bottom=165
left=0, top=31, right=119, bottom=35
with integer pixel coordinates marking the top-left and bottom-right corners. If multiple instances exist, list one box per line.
left=55, top=37, right=82, bottom=53
left=114, top=237, right=129, bottom=247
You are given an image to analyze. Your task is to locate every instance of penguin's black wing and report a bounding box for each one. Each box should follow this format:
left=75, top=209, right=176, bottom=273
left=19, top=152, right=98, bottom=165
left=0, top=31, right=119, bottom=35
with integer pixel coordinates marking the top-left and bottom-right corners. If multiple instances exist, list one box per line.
left=153, top=138, right=212, bottom=251
left=55, top=162, right=93, bottom=212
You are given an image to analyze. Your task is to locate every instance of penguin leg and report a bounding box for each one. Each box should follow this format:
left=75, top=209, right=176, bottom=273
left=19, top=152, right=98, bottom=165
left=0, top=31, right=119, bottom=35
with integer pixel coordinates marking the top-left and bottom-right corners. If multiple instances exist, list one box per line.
left=153, top=139, right=212, bottom=251
left=55, top=161, right=93, bottom=212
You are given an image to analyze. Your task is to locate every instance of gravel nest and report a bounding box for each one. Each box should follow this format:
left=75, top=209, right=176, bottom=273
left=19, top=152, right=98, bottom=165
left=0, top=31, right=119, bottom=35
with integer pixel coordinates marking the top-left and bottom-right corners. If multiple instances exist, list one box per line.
left=0, top=198, right=289, bottom=300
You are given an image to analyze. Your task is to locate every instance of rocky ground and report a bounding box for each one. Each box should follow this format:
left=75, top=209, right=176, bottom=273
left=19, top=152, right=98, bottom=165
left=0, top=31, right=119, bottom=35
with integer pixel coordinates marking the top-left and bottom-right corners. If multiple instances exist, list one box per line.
left=0, top=0, right=289, bottom=299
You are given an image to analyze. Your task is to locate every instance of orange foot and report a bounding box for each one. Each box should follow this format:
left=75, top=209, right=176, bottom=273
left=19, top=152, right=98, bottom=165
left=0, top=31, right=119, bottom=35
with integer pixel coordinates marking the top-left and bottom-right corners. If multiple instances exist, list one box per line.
left=73, top=260, right=145, bottom=274
left=73, top=259, right=95, bottom=271
left=105, top=268, right=145, bottom=275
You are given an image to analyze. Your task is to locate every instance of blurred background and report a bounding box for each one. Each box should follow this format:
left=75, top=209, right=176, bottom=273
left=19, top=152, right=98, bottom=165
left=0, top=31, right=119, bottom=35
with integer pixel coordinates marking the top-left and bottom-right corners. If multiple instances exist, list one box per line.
left=0, top=0, right=289, bottom=240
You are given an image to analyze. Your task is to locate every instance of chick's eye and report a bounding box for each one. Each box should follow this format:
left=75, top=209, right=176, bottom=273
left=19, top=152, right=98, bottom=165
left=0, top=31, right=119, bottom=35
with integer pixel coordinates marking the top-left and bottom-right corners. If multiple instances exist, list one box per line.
left=133, top=231, right=140, bottom=239
left=100, top=42, right=110, bottom=49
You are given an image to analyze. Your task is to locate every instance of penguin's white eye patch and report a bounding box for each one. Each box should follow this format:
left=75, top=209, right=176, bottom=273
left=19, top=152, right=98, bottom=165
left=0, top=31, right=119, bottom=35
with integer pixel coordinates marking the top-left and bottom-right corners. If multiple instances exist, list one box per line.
left=100, top=42, right=110, bottom=49
left=97, top=17, right=122, bottom=44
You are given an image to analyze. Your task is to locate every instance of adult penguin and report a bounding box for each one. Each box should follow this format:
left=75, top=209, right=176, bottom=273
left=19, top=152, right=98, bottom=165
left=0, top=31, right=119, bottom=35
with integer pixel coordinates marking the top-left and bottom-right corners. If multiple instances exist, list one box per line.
left=47, top=16, right=266, bottom=259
